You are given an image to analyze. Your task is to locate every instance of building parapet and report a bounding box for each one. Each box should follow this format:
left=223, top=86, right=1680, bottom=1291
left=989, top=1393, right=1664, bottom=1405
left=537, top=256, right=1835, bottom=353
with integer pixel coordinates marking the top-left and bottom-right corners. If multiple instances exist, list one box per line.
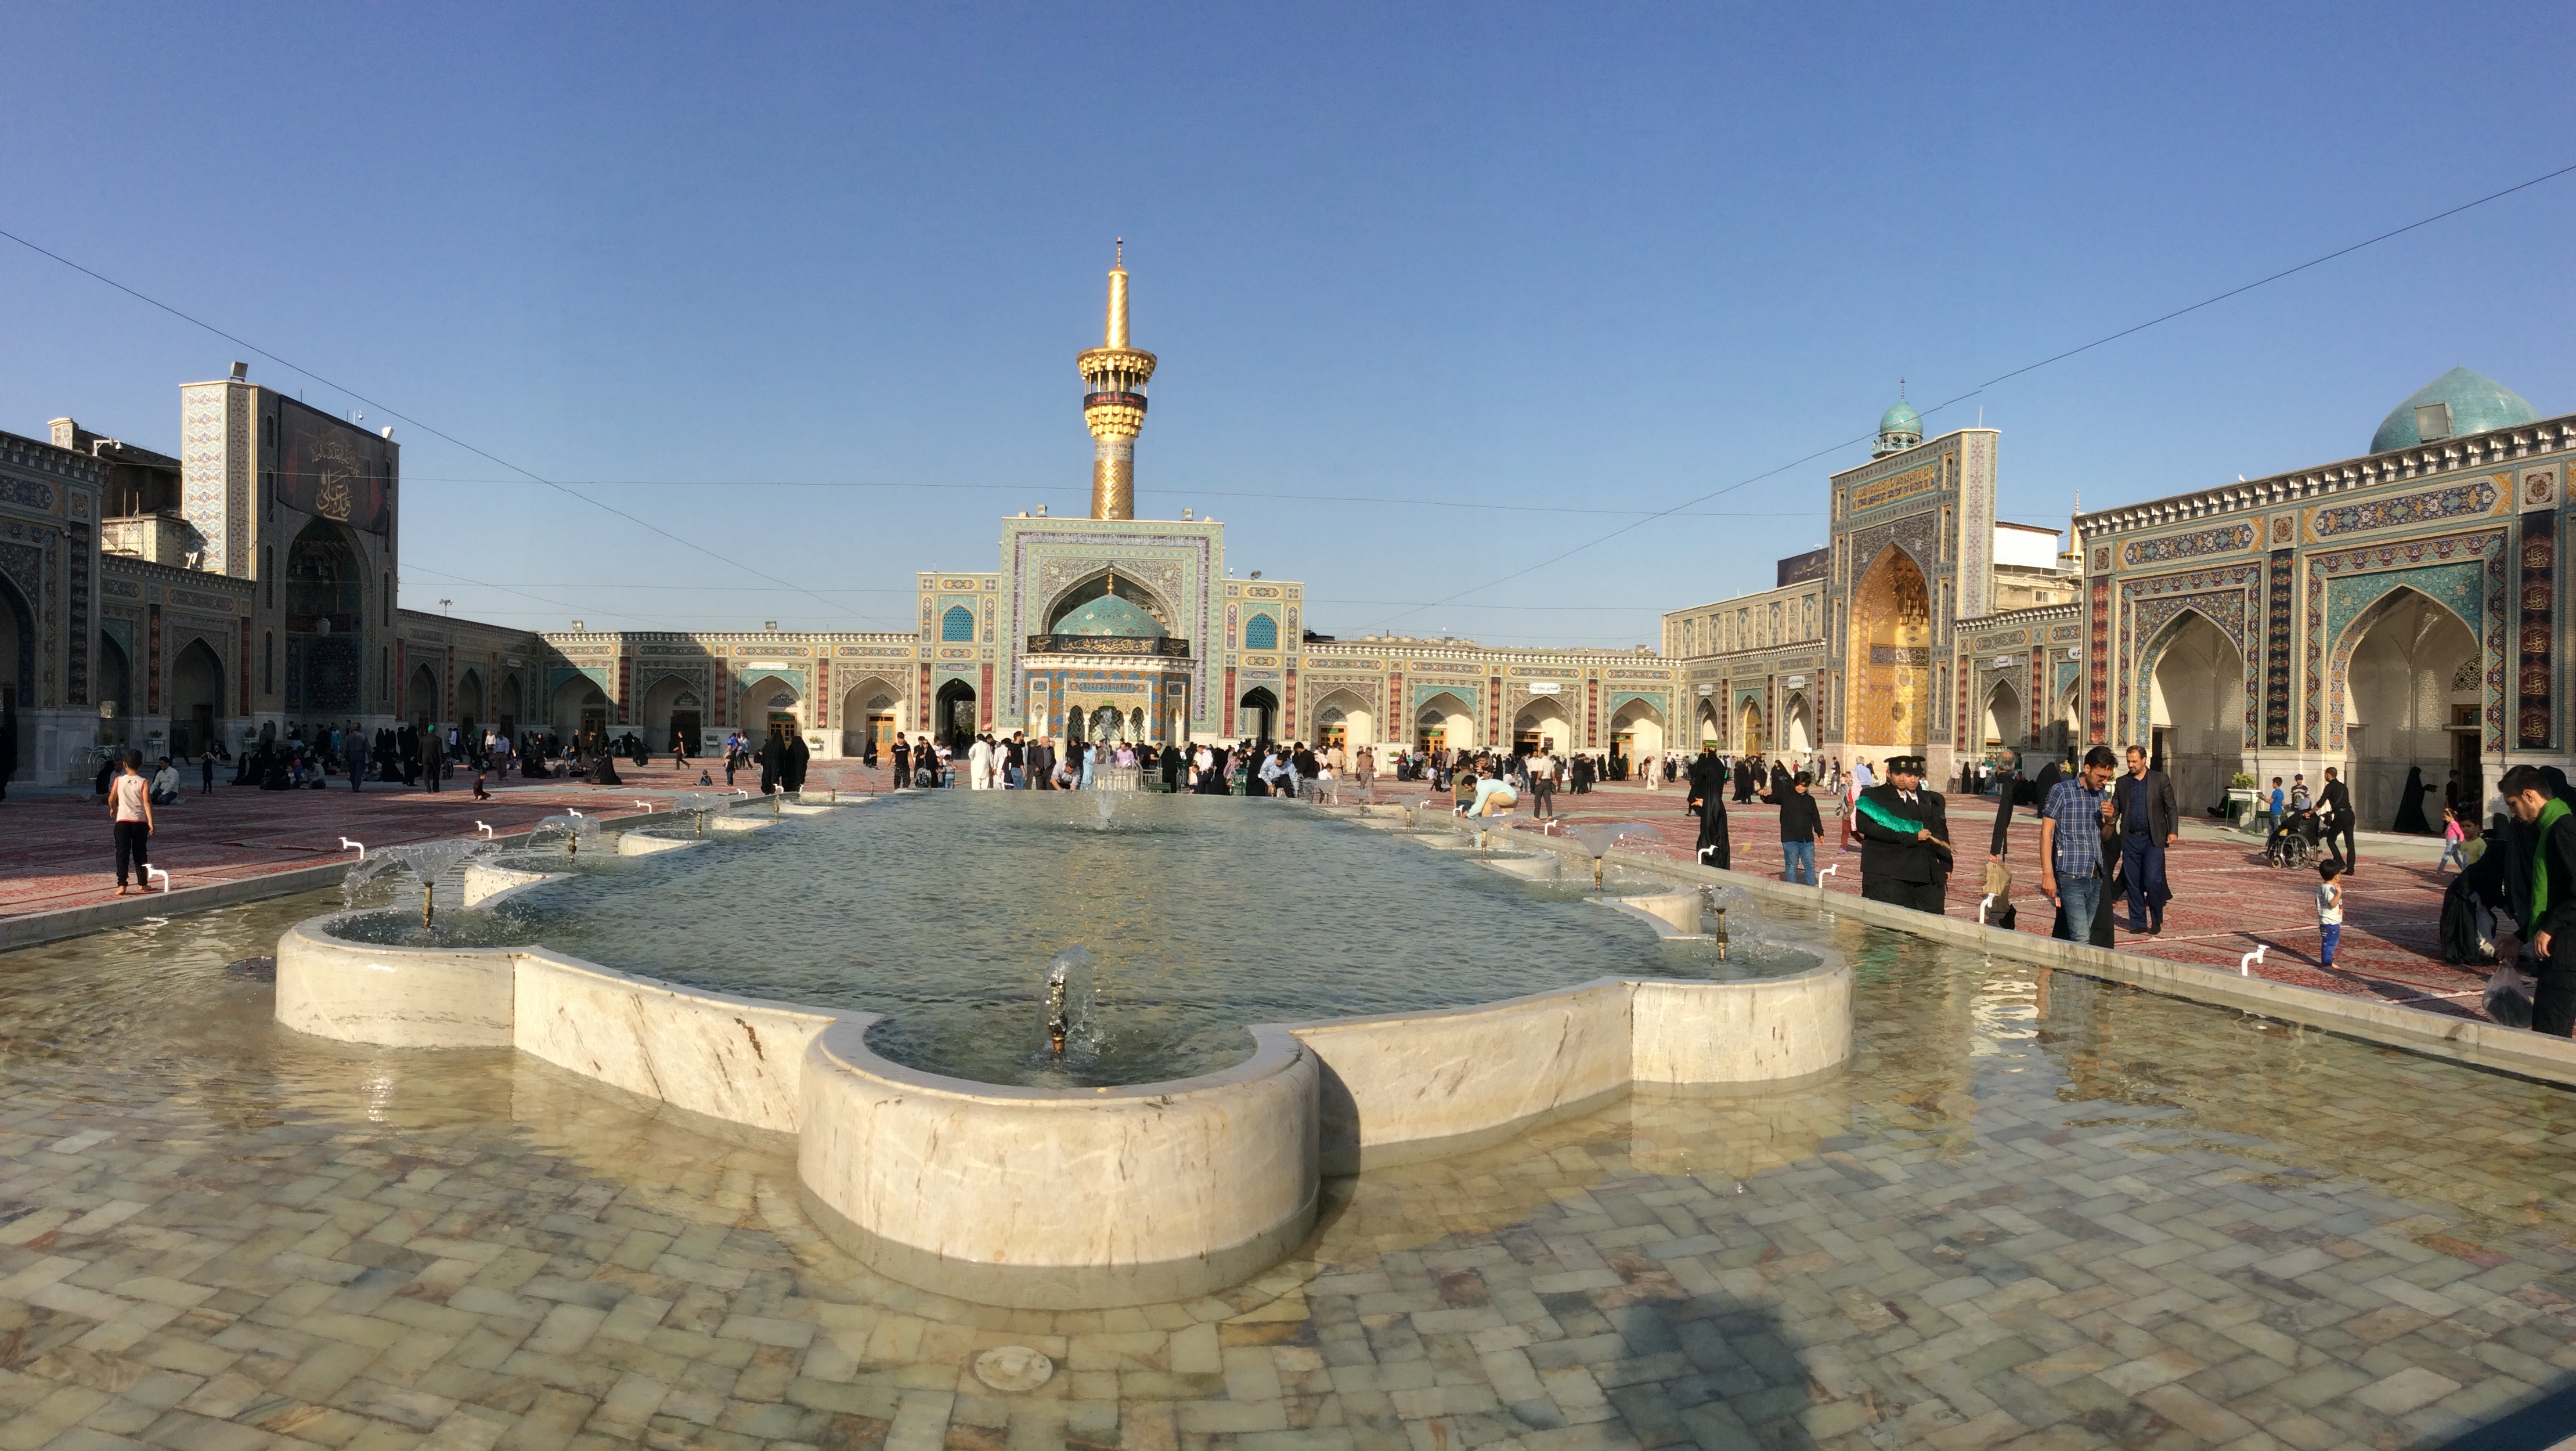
left=2076, top=414, right=2574, bottom=540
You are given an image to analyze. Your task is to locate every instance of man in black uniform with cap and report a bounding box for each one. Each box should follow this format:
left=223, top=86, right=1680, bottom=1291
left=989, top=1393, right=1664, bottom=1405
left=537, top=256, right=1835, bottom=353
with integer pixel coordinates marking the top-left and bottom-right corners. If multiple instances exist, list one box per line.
left=1855, top=754, right=1951, bottom=913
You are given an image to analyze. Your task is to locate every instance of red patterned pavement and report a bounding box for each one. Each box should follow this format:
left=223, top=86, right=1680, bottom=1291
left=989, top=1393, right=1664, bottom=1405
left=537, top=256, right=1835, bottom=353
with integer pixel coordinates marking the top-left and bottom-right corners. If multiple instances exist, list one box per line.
left=1455, top=779, right=2498, bottom=1023
left=0, top=756, right=889, bottom=921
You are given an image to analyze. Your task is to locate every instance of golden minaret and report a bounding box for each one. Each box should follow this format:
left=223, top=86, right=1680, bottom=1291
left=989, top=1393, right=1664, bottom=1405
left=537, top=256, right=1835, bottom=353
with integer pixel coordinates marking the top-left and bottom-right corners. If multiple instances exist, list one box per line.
left=1078, top=240, right=1157, bottom=520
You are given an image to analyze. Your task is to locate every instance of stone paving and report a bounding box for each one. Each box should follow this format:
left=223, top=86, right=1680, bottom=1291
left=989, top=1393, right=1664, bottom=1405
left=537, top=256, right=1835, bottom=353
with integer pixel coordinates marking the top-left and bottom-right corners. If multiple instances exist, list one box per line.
left=3, top=887, right=2574, bottom=1451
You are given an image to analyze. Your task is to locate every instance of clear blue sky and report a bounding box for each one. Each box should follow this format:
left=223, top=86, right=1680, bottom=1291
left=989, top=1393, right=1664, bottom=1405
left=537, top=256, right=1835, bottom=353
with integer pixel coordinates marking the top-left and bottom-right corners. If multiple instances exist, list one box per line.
left=5, top=4, right=2570, bottom=646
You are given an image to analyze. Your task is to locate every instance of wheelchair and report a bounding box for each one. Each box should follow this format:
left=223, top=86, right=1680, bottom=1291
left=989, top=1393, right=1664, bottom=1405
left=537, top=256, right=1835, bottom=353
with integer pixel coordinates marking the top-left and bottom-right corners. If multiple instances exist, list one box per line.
left=2267, top=811, right=2319, bottom=869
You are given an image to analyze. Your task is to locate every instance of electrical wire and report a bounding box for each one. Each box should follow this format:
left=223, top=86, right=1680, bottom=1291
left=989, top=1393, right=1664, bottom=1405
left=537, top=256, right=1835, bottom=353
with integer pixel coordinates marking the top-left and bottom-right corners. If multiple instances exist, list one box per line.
left=1369, top=158, right=2576, bottom=631
left=0, top=226, right=903, bottom=631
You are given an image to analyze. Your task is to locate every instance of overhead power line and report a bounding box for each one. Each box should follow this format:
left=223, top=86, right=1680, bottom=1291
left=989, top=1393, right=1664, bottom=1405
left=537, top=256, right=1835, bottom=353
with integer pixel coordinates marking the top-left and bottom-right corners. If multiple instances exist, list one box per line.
left=1372, top=158, right=2576, bottom=631
left=0, top=226, right=900, bottom=631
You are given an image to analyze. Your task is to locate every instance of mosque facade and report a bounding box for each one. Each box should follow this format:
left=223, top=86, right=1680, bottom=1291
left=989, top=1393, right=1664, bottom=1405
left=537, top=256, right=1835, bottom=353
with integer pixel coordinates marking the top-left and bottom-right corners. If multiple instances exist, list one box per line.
left=5, top=258, right=2570, bottom=821
left=1662, top=366, right=2575, bottom=826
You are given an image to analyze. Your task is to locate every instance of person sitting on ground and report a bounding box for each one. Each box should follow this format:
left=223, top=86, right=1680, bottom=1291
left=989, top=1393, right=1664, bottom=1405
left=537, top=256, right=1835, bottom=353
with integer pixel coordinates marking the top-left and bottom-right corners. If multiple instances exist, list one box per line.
left=149, top=756, right=182, bottom=806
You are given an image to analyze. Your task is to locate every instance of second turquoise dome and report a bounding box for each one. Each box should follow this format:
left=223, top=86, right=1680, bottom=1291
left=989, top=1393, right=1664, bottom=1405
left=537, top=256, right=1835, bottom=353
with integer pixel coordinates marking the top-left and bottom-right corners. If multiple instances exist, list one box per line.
left=2369, top=367, right=2539, bottom=454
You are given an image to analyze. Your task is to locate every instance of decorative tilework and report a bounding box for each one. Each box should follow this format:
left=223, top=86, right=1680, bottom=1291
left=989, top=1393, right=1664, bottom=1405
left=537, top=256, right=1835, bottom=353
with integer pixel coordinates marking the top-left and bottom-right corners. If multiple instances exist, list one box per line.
left=2119, top=523, right=2254, bottom=568
left=2113, top=564, right=2261, bottom=748
left=2517, top=512, right=2555, bottom=748
left=2263, top=548, right=2296, bottom=748
left=2087, top=578, right=2109, bottom=741
left=2308, top=479, right=2498, bottom=538
left=2310, top=529, right=2508, bottom=753
left=65, top=524, right=89, bottom=706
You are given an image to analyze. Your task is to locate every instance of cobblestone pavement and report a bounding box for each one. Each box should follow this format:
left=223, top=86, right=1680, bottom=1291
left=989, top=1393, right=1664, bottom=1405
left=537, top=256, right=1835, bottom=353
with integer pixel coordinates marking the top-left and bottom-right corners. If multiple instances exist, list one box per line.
left=1467, top=782, right=2495, bottom=1023
left=0, top=760, right=889, bottom=922
left=3, top=886, right=2575, bottom=1451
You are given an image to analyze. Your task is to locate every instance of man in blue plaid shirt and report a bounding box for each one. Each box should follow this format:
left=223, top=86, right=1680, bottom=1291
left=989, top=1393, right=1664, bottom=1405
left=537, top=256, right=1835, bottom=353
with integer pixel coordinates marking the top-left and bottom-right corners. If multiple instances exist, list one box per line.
left=2039, top=745, right=2120, bottom=941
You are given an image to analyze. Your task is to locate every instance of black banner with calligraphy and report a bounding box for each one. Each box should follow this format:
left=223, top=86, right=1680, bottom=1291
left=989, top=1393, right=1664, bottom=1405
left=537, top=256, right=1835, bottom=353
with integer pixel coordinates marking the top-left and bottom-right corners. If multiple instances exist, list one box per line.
left=276, top=399, right=393, bottom=533
left=2520, top=512, right=2555, bottom=748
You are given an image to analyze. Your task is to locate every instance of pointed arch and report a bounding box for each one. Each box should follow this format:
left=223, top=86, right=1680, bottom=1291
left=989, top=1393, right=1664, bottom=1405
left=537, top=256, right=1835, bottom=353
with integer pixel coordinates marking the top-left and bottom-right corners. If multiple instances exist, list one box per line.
left=1044, top=568, right=1173, bottom=633
left=2333, top=584, right=2481, bottom=826
left=1847, top=542, right=1930, bottom=754
left=1311, top=687, right=1374, bottom=748
left=1413, top=690, right=1474, bottom=750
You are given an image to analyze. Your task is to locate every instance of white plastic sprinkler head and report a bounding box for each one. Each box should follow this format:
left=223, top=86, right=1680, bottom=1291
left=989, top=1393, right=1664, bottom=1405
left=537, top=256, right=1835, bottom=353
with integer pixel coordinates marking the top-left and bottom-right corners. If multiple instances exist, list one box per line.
left=2240, top=944, right=2267, bottom=976
left=339, top=838, right=365, bottom=861
left=636, top=800, right=652, bottom=811
left=144, top=865, right=171, bottom=893
left=1817, top=862, right=1839, bottom=883
left=567, top=808, right=583, bottom=817
left=475, top=821, right=494, bottom=839
left=1978, top=893, right=1997, bottom=925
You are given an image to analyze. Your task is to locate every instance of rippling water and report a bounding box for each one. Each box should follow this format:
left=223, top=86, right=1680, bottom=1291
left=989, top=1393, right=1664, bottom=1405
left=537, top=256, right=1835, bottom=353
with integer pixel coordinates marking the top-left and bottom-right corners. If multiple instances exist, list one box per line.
left=335, top=793, right=1816, bottom=1086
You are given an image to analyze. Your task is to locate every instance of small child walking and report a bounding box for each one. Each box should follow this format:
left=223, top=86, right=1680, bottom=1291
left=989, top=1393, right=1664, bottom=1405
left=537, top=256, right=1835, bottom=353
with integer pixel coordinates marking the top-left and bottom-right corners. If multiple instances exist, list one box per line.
left=2436, top=805, right=2467, bottom=874
left=2317, top=860, right=2345, bottom=966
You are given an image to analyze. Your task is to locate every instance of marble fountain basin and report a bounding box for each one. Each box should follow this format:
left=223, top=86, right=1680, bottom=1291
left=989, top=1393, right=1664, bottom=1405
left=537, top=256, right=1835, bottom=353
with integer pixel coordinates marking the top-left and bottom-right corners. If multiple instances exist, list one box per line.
left=275, top=794, right=1850, bottom=1308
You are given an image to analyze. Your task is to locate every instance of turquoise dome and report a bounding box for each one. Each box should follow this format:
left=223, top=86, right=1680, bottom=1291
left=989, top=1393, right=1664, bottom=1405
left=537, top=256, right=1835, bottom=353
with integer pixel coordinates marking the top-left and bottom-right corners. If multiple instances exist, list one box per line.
left=1054, top=594, right=1164, bottom=638
left=2370, top=367, right=2539, bottom=454
left=1879, top=398, right=1921, bottom=437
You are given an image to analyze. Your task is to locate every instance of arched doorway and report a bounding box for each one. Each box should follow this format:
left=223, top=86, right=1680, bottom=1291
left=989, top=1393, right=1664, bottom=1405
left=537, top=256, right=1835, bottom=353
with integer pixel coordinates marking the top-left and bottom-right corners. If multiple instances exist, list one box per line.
left=284, top=519, right=366, bottom=715
left=1696, top=698, right=1722, bottom=750
left=96, top=633, right=133, bottom=733
left=455, top=670, right=485, bottom=738
left=1982, top=680, right=2022, bottom=753
left=1311, top=688, right=1373, bottom=752
left=169, top=639, right=225, bottom=760
left=1513, top=699, right=1573, bottom=757
left=737, top=675, right=799, bottom=743
left=935, top=678, right=977, bottom=750
left=1849, top=544, right=1931, bottom=753
left=2145, top=612, right=2245, bottom=821
left=2340, top=589, right=2478, bottom=828
left=0, top=579, right=28, bottom=775
left=840, top=676, right=901, bottom=758
left=640, top=675, right=701, bottom=755
left=553, top=674, right=609, bottom=743
left=1781, top=692, right=1813, bottom=755
left=1736, top=698, right=1765, bottom=757
left=1415, top=691, right=1472, bottom=752
left=1609, top=699, right=1665, bottom=776
left=406, top=663, right=440, bottom=732
left=497, top=674, right=523, bottom=739
left=1238, top=687, right=1279, bottom=744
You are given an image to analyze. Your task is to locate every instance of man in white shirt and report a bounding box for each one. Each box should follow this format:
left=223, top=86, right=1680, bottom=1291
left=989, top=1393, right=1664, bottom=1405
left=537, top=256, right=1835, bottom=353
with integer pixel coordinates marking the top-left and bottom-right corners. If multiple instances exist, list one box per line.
left=968, top=735, right=994, bottom=790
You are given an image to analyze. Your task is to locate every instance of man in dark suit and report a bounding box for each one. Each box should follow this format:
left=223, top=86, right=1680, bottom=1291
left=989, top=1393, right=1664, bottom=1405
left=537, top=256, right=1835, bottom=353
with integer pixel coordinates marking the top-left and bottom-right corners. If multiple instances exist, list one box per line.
left=1855, top=755, right=1950, bottom=913
left=2318, top=766, right=2356, bottom=875
left=2108, top=744, right=2180, bottom=934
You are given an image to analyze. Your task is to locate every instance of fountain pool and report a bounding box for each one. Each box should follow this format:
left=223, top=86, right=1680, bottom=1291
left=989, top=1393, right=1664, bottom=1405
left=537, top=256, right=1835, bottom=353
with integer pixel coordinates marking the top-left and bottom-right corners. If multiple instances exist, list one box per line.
left=323, top=791, right=1814, bottom=1088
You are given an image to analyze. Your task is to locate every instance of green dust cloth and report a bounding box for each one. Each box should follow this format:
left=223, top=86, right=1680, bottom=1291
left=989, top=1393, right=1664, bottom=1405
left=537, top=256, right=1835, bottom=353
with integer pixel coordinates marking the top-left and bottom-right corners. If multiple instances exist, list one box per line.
left=1857, top=793, right=1926, bottom=839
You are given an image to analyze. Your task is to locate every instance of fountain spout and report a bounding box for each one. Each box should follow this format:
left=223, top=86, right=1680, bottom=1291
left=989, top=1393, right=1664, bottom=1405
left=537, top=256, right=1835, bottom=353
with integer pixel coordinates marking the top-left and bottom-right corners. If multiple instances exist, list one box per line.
left=1042, top=945, right=1095, bottom=1057
left=1568, top=822, right=1659, bottom=888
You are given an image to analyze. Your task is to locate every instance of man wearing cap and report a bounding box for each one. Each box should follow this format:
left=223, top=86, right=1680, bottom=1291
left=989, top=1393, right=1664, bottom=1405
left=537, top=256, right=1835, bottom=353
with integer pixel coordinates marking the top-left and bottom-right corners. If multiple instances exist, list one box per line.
left=1855, top=754, right=1951, bottom=913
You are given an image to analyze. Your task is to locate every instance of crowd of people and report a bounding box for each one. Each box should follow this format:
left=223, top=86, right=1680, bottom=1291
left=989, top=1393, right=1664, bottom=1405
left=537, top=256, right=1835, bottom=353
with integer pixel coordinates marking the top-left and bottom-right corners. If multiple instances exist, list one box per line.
left=859, top=731, right=1386, bottom=797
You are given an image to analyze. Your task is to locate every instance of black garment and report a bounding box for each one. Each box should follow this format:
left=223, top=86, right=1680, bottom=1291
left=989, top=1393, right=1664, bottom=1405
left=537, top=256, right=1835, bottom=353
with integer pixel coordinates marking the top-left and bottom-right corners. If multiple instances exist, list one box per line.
left=1856, top=782, right=1951, bottom=914
left=758, top=732, right=785, bottom=793
left=2318, top=778, right=2357, bottom=866
left=113, top=818, right=150, bottom=885
left=1988, top=792, right=2015, bottom=858
left=95, top=756, right=118, bottom=796
left=1160, top=745, right=1182, bottom=791
left=891, top=741, right=910, bottom=786
left=1766, top=763, right=1791, bottom=804
left=2393, top=766, right=2433, bottom=834
left=1026, top=741, right=1054, bottom=790
left=1684, top=752, right=1730, bottom=868
left=586, top=752, right=623, bottom=785
left=2030, top=760, right=2062, bottom=818
left=425, top=736, right=445, bottom=793
left=785, top=735, right=811, bottom=792
left=2108, top=769, right=2178, bottom=844
left=1777, top=791, right=1821, bottom=843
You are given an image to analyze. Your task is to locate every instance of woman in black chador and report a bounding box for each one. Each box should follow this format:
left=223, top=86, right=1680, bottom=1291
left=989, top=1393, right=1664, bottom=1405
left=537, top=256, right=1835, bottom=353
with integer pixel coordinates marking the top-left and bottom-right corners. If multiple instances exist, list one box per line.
left=1686, top=746, right=1730, bottom=869
left=2392, top=764, right=2436, bottom=834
